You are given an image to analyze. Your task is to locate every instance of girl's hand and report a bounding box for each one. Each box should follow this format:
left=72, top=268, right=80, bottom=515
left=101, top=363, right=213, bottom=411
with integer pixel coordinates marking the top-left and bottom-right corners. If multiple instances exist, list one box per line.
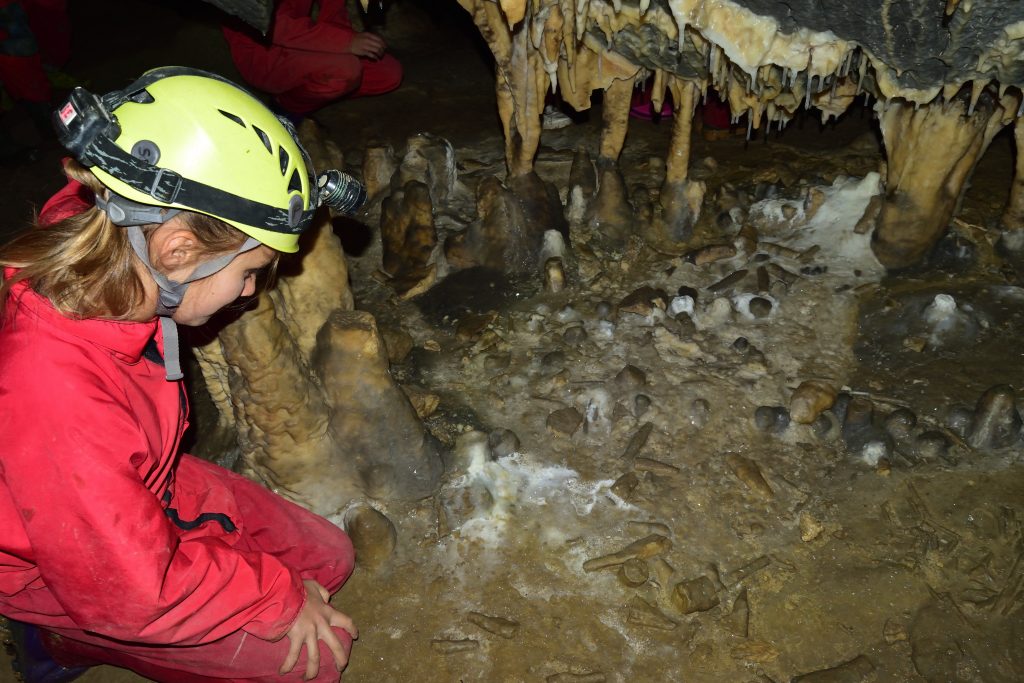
left=280, top=580, right=358, bottom=680
left=347, top=32, right=386, bottom=60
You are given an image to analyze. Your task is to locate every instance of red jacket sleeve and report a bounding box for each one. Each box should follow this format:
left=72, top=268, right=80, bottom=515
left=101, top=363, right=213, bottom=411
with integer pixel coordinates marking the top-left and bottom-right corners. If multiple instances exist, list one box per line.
left=0, top=355, right=305, bottom=645
left=267, top=0, right=356, bottom=52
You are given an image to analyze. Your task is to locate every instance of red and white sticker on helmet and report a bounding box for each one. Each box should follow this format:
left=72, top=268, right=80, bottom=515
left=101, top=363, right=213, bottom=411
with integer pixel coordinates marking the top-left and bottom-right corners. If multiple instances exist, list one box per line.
left=58, top=102, right=77, bottom=126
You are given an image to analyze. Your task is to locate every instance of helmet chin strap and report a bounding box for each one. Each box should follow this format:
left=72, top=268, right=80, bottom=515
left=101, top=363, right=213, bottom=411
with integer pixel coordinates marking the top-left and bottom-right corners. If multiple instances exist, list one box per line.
left=96, top=193, right=261, bottom=380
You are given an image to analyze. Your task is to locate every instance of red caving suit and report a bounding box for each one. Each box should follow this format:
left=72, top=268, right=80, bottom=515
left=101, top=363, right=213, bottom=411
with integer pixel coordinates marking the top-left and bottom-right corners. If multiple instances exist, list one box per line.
left=0, top=178, right=355, bottom=682
left=222, top=0, right=402, bottom=115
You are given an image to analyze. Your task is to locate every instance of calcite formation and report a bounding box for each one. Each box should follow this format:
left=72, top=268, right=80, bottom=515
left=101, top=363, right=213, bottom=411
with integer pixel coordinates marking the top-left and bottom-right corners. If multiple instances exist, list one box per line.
left=193, top=125, right=443, bottom=517
left=440, top=0, right=1024, bottom=266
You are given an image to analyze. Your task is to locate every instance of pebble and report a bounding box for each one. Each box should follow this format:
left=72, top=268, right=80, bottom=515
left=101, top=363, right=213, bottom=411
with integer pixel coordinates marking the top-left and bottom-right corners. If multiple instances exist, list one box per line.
left=790, top=380, right=838, bottom=424
left=544, top=257, right=565, bottom=293
left=967, top=384, right=1022, bottom=449
left=540, top=350, right=566, bottom=371
left=671, top=575, right=720, bottom=614
left=488, top=428, right=520, bottom=458
left=467, top=611, right=519, bottom=639
left=708, top=269, right=749, bottom=294
left=431, top=638, right=480, bottom=654
left=582, top=534, right=672, bottom=571
left=732, top=336, right=749, bottom=352
left=594, top=300, right=613, bottom=319
left=668, top=295, right=695, bottom=319
left=618, top=287, right=669, bottom=316
left=610, top=472, right=640, bottom=500
left=634, top=394, right=652, bottom=417
left=913, top=430, right=952, bottom=461
left=883, top=619, right=908, bottom=644
left=799, top=511, right=825, bottom=542
left=811, top=411, right=839, bottom=440
left=756, top=265, right=770, bottom=293
left=633, top=457, right=680, bottom=476
left=344, top=505, right=397, bottom=570
left=556, top=305, right=581, bottom=323
left=562, top=325, right=587, bottom=345
left=841, top=396, right=874, bottom=435
left=705, top=297, right=734, bottom=324
left=790, top=655, right=875, bottom=682
left=614, top=365, right=647, bottom=393
left=725, top=589, right=750, bottom=637
left=725, top=453, right=774, bottom=499
left=618, top=558, right=650, bottom=587
left=688, top=398, right=711, bottom=428
left=883, top=408, right=917, bottom=441
left=621, top=422, right=653, bottom=458
left=945, top=405, right=973, bottom=437
left=754, top=405, right=790, bottom=433
left=547, top=407, right=583, bottom=436
left=626, top=596, right=677, bottom=630
left=830, top=392, right=852, bottom=425
left=686, top=244, right=736, bottom=266
left=721, top=556, right=771, bottom=586
left=747, top=296, right=773, bottom=318
left=595, top=320, right=616, bottom=338
left=676, top=285, right=699, bottom=302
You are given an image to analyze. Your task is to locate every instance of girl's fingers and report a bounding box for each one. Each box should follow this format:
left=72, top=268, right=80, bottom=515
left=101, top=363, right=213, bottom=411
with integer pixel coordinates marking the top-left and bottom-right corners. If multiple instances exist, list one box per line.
left=330, top=610, right=358, bottom=639
left=320, top=624, right=350, bottom=671
left=279, top=638, right=302, bottom=675
left=304, top=633, right=320, bottom=681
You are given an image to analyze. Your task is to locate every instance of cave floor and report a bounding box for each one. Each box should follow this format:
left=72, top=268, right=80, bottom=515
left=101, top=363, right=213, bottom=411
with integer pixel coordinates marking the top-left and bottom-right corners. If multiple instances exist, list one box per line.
left=1, top=1, right=1023, bottom=682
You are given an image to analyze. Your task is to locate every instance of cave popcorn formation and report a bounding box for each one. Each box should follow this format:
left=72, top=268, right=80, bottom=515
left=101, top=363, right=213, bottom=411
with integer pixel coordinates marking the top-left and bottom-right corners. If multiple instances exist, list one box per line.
left=382, top=0, right=1024, bottom=268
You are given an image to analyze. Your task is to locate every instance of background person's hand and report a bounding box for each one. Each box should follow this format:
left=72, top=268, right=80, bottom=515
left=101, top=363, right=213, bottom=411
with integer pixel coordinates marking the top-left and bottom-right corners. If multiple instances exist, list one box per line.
left=348, top=32, right=386, bottom=60
left=280, top=579, right=358, bottom=681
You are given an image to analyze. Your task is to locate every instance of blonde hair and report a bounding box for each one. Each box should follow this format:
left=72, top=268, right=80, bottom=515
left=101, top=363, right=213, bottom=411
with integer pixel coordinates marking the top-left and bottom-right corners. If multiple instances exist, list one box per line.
left=0, top=160, right=253, bottom=320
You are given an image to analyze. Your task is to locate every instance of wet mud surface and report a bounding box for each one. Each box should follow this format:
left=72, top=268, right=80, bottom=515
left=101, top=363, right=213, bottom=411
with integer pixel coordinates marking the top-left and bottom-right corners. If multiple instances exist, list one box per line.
left=1, top=2, right=1022, bottom=682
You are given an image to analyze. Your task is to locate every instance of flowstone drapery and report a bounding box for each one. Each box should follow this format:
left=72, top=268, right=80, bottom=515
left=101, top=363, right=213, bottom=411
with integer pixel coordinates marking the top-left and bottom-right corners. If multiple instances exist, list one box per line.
left=447, top=0, right=1024, bottom=268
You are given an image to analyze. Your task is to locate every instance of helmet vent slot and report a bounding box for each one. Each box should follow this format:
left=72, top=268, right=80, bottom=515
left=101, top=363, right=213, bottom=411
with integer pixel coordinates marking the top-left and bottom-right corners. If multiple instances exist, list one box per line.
left=279, top=147, right=290, bottom=175
left=128, top=89, right=155, bottom=104
left=253, top=126, right=273, bottom=154
left=218, top=110, right=245, bottom=127
left=288, top=168, right=302, bottom=193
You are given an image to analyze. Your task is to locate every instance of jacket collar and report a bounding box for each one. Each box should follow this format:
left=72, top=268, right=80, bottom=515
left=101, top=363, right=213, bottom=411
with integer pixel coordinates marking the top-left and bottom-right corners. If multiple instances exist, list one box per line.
left=4, top=275, right=159, bottom=364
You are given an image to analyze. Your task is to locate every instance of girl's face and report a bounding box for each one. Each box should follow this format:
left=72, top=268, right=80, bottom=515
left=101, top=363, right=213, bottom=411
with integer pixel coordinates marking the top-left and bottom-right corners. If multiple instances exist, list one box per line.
left=170, top=245, right=276, bottom=326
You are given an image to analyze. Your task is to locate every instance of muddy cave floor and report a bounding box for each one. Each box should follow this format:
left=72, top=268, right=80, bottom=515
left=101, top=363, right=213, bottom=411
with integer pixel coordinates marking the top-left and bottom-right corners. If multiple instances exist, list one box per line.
left=2, top=2, right=1024, bottom=682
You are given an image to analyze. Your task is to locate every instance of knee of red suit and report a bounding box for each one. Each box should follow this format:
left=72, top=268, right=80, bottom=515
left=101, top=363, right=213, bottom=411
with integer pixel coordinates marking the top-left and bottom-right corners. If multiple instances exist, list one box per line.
left=277, top=53, right=402, bottom=114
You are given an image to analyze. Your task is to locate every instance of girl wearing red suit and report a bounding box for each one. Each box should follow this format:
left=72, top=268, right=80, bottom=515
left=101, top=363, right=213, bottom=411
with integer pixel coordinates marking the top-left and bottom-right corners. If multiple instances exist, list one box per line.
left=0, top=67, right=359, bottom=682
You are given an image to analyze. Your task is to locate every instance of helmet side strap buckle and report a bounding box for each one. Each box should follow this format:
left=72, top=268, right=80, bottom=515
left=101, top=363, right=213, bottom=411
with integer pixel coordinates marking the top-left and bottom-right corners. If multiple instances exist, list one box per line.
left=149, top=168, right=182, bottom=204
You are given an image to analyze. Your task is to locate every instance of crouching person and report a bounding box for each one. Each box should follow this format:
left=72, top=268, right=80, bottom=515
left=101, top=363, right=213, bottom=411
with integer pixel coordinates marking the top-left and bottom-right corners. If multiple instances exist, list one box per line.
left=0, top=67, right=357, bottom=682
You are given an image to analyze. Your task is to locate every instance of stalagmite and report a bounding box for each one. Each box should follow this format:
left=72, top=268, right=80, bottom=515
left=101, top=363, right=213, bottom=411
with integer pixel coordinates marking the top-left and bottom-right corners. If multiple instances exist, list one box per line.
left=194, top=213, right=443, bottom=515
left=873, top=92, right=1018, bottom=269
left=1002, top=118, right=1024, bottom=231
left=652, top=78, right=705, bottom=244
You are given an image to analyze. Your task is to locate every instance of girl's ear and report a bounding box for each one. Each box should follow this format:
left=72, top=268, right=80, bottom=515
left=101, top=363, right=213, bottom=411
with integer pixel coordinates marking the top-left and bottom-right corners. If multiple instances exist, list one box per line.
left=149, top=225, right=200, bottom=275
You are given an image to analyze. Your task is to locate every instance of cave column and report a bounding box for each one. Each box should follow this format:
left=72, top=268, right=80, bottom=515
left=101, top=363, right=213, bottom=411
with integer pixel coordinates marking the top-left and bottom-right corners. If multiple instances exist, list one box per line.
left=650, top=78, right=706, bottom=244
left=598, top=76, right=633, bottom=162
left=1002, top=117, right=1024, bottom=231
left=873, top=96, right=1014, bottom=268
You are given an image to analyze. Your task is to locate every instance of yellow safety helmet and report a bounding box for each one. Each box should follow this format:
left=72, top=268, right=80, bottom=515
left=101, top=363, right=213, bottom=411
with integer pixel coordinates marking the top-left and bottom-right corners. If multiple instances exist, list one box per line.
left=54, top=67, right=318, bottom=252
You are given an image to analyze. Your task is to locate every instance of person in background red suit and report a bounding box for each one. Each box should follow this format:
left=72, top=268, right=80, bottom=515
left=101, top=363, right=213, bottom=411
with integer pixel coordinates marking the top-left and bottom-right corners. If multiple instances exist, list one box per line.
left=223, top=0, right=402, bottom=119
